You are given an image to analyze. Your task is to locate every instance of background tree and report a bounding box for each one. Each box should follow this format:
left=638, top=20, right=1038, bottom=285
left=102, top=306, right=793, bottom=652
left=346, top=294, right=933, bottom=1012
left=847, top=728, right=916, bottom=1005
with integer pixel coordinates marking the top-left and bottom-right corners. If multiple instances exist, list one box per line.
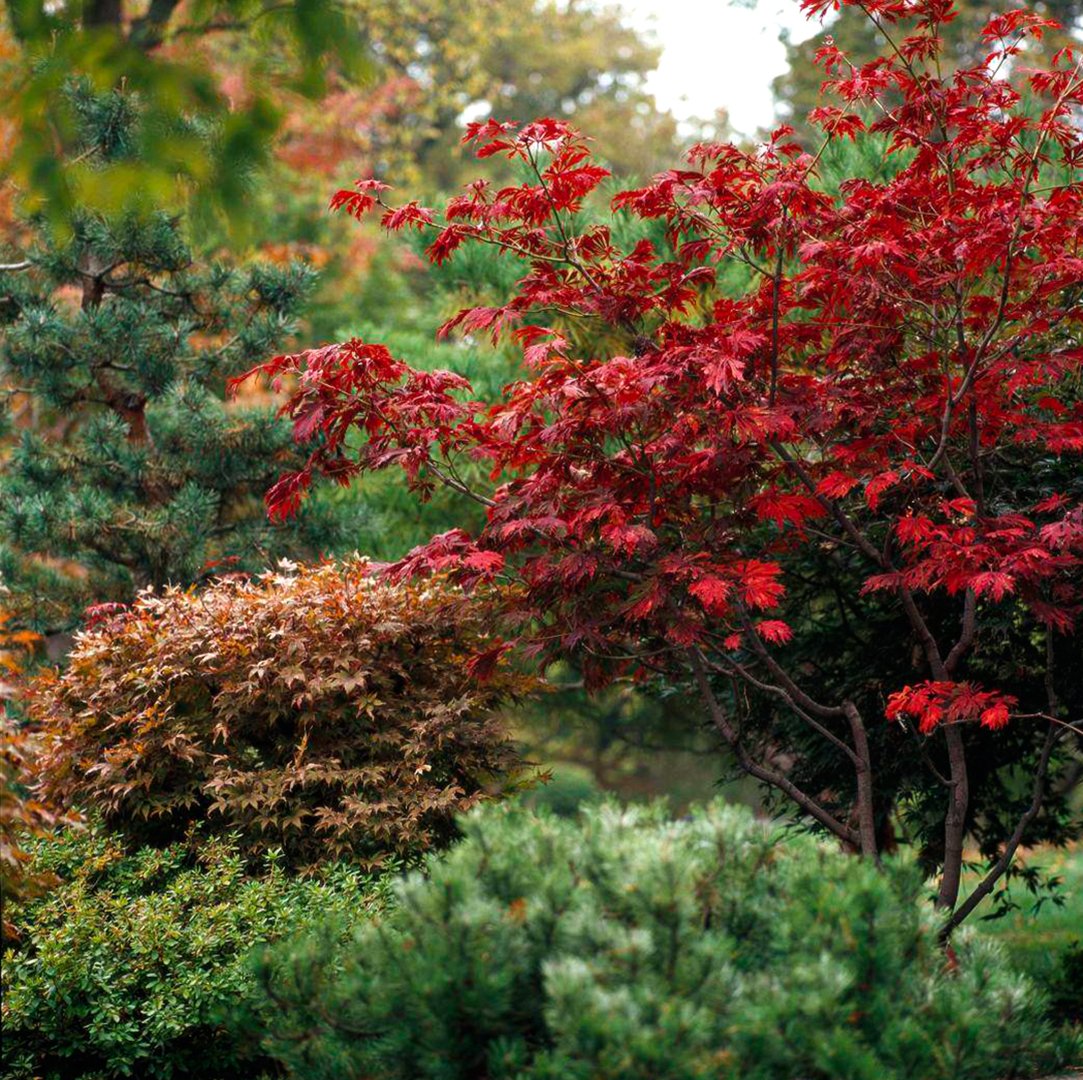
left=219, top=0, right=682, bottom=338
left=261, top=0, right=678, bottom=193
left=0, top=83, right=343, bottom=636
left=3, top=0, right=370, bottom=229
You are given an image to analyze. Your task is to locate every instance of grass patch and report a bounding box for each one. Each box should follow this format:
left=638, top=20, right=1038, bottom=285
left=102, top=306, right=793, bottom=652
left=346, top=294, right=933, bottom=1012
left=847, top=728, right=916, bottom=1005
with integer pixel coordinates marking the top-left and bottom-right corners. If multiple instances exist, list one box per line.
left=966, top=845, right=1083, bottom=987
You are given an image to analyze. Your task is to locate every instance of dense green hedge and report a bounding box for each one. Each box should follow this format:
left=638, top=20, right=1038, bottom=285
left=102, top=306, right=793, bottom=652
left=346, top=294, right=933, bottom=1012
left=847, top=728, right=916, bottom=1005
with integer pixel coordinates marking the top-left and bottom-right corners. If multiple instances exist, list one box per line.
left=0, top=827, right=391, bottom=1080
left=250, top=802, right=1079, bottom=1080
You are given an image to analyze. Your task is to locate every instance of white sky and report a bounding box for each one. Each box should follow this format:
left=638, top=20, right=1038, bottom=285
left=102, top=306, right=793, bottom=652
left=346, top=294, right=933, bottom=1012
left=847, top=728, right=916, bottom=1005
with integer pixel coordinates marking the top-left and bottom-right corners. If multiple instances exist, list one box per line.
left=618, top=0, right=825, bottom=136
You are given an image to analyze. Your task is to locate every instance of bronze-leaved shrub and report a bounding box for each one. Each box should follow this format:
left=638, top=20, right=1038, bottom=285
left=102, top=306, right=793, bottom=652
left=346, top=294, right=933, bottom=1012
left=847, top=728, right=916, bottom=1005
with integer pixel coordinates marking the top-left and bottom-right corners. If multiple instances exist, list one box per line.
left=31, top=561, right=533, bottom=868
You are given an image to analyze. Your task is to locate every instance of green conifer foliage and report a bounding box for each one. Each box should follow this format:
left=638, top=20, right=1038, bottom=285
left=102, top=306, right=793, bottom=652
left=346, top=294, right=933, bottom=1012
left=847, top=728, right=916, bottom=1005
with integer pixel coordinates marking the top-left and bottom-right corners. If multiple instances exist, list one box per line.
left=0, top=84, right=341, bottom=633
left=250, top=801, right=1081, bottom=1080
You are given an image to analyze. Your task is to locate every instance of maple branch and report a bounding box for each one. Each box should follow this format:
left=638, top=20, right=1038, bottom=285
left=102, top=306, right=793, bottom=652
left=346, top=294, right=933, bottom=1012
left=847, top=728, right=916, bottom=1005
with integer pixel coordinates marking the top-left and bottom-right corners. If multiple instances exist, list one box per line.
left=843, top=699, right=878, bottom=859
left=941, top=721, right=1060, bottom=939
left=768, top=213, right=786, bottom=408
left=731, top=616, right=848, bottom=720
left=896, top=577, right=975, bottom=904
left=892, top=579, right=973, bottom=911
left=1014, top=713, right=1083, bottom=739
left=944, top=588, right=977, bottom=675
left=425, top=461, right=496, bottom=509
left=702, top=646, right=858, bottom=763
left=768, top=441, right=886, bottom=568
left=689, top=650, right=860, bottom=848
left=899, top=585, right=948, bottom=680
left=936, top=722, right=970, bottom=911
left=525, top=148, right=605, bottom=296
left=899, top=716, right=954, bottom=786
left=717, top=622, right=878, bottom=857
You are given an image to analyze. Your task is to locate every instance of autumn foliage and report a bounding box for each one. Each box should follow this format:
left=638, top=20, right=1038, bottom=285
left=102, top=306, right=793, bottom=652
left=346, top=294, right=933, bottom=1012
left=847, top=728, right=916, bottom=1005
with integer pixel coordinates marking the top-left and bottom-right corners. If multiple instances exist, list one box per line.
left=1, top=611, right=74, bottom=937
left=246, top=0, right=1083, bottom=928
left=30, top=562, right=532, bottom=869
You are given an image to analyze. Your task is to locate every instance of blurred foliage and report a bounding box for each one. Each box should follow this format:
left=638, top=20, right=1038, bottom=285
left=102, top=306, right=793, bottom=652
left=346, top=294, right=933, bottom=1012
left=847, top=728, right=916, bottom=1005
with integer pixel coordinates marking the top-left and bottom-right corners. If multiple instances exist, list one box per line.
left=0, top=824, right=393, bottom=1080
left=518, top=760, right=601, bottom=817
left=1, top=607, right=78, bottom=939
left=247, top=800, right=1080, bottom=1079
left=0, top=82, right=344, bottom=634
left=965, top=845, right=1083, bottom=1010
left=1048, top=938, right=1083, bottom=1026
left=1, top=0, right=371, bottom=232
left=327, top=0, right=679, bottom=190
left=203, top=0, right=685, bottom=338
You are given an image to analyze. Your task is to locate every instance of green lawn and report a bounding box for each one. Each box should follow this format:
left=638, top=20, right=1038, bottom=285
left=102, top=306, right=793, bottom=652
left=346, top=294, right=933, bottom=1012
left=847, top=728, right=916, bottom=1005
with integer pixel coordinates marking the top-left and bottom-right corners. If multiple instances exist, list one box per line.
left=967, top=845, right=1083, bottom=987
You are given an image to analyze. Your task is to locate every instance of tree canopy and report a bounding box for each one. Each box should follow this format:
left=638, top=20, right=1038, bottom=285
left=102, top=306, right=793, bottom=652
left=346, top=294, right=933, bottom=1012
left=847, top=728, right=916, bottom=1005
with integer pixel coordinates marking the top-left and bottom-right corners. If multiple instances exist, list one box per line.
left=249, top=0, right=1083, bottom=929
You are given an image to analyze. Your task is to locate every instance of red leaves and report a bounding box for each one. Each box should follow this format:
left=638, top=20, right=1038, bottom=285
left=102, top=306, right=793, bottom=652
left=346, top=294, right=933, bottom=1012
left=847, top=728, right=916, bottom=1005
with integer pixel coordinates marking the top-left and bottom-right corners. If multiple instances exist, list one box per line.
left=465, top=642, right=512, bottom=682
left=266, top=470, right=313, bottom=524
left=381, top=202, right=435, bottom=232
left=703, top=351, right=746, bottom=394
left=979, top=702, right=1012, bottom=731
left=427, top=225, right=468, bottom=266
left=749, top=491, right=827, bottom=529
left=807, top=106, right=866, bottom=140
left=864, top=470, right=900, bottom=511
left=329, top=178, right=390, bottom=220
left=438, top=305, right=520, bottom=344
left=755, top=620, right=794, bottom=644
left=732, top=560, right=786, bottom=611
left=462, top=551, right=506, bottom=577
left=968, top=571, right=1016, bottom=602
left=817, top=472, right=861, bottom=499
left=886, top=681, right=1018, bottom=734
left=689, top=576, right=732, bottom=616
left=981, top=9, right=1061, bottom=42
left=83, top=602, right=129, bottom=630
left=600, top=522, right=657, bottom=556
left=253, top=13, right=1083, bottom=742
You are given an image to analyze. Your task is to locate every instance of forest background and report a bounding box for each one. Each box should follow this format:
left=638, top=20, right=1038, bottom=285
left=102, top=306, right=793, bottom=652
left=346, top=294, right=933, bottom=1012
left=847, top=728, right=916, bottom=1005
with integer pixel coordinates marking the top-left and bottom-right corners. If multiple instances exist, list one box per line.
left=2, top=0, right=1081, bottom=876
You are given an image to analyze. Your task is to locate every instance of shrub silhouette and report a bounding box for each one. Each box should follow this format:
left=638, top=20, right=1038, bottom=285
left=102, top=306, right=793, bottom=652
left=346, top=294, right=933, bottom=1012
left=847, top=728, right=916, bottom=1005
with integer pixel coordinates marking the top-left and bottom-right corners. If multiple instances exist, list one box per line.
left=31, top=560, right=533, bottom=868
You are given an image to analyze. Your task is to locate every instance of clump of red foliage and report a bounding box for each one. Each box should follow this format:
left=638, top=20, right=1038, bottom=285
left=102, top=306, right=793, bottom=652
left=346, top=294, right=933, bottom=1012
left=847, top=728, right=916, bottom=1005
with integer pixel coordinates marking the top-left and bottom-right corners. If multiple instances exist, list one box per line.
left=30, top=562, right=534, bottom=870
left=241, top=0, right=1083, bottom=926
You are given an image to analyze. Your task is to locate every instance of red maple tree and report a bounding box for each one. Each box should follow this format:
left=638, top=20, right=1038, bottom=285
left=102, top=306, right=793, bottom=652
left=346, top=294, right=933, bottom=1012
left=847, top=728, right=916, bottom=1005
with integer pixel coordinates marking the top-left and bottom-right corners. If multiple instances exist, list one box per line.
left=240, top=0, right=1083, bottom=931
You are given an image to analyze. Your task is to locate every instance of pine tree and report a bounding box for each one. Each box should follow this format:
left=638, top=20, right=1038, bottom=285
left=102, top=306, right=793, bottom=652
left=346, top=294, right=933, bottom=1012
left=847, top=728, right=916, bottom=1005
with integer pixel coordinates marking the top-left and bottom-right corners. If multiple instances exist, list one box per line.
left=0, top=81, right=342, bottom=636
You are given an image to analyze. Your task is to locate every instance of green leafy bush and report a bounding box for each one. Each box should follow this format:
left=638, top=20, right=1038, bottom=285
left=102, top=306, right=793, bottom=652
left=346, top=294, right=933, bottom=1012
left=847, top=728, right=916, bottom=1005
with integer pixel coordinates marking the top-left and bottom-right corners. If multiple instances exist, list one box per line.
left=0, top=826, right=391, bottom=1080
left=1048, top=940, right=1083, bottom=1026
left=519, top=761, right=601, bottom=817
left=251, top=802, right=1079, bottom=1080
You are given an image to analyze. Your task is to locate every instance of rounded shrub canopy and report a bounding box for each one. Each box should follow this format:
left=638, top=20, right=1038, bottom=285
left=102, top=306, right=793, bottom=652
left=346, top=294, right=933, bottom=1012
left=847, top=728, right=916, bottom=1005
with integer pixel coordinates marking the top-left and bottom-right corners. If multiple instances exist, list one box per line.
left=1, top=827, right=391, bottom=1080
left=31, top=560, right=534, bottom=868
left=253, top=800, right=1074, bottom=1080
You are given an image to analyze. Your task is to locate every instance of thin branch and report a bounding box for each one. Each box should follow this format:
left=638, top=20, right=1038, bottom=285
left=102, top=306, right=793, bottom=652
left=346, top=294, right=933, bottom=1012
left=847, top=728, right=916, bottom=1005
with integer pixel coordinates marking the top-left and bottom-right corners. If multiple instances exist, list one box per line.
left=688, top=649, right=859, bottom=847
left=941, top=722, right=1061, bottom=938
